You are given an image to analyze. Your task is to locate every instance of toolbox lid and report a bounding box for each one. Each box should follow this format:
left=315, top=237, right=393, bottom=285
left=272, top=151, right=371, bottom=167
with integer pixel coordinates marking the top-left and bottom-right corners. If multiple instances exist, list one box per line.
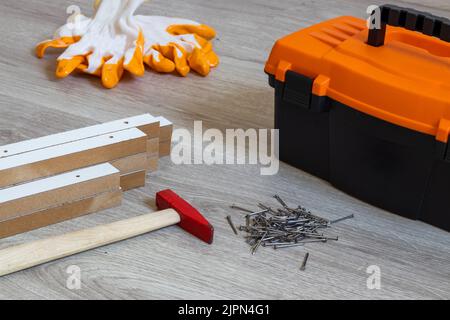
left=265, top=15, right=450, bottom=143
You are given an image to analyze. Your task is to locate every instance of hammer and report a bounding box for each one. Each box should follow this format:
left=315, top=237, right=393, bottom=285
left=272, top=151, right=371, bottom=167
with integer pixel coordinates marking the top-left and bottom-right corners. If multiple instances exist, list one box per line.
left=0, top=190, right=214, bottom=277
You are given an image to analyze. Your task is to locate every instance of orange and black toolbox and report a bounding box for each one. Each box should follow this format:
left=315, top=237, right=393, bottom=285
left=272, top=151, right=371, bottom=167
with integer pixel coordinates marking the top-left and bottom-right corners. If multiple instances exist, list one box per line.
left=265, top=4, right=450, bottom=231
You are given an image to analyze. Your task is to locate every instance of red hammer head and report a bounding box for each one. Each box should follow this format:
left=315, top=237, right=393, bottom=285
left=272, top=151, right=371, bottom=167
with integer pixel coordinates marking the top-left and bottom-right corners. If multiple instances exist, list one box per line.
left=156, top=189, right=214, bottom=244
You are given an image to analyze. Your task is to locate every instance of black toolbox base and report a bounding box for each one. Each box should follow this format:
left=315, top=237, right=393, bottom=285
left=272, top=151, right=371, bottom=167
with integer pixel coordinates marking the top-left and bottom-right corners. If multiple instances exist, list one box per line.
left=271, top=73, right=450, bottom=231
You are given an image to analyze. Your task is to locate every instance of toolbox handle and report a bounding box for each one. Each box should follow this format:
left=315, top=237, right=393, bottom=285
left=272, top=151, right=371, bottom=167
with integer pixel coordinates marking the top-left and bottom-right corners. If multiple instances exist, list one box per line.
left=368, top=4, right=450, bottom=47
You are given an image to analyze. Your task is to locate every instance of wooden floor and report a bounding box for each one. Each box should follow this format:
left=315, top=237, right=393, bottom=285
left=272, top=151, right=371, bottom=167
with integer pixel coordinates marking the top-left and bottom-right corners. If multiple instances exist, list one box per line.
left=0, top=0, right=449, bottom=300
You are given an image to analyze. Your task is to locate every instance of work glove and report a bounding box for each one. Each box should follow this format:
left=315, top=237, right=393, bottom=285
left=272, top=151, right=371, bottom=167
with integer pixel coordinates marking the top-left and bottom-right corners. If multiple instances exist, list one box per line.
left=36, top=0, right=219, bottom=88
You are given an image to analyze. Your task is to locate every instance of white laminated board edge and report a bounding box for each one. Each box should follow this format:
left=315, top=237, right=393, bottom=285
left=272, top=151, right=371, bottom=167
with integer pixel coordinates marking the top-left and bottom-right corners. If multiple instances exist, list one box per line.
left=0, top=128, right=146, bottom=172
left=0, top=163, right=118, bottom=203
left=0, top=163, right=120, bottom=221
left=0, top=114, right=160, bottom=159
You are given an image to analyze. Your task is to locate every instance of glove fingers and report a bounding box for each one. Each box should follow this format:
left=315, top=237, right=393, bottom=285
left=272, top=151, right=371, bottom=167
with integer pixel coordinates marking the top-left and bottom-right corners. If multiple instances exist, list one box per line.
left=205, top=50, right=220, bottom=67
left=171, top=44, right=190, bottom=77
left=41, top=21, right=217, bottom=86
left=178, top=34, right=219, bottom=69
left=35, top=37, right=80, bottom=58
left=174, top=38, right=196, bottom=54
left=83, top=51, right=107, bottom=76
left=124, top=31, right=145, bottom=76
left=190, top=34, right=212, bottom=53
left=157, top=43, right=190, bottom=77
left=188, top=47, right=210, bottom=77
left=144, top=49, right=175, bottom=73
left=56, top=56, right=85, bottom=78
left=102, top=58, right=124, bottom=89
left=167, top=24, right=216, bottom=40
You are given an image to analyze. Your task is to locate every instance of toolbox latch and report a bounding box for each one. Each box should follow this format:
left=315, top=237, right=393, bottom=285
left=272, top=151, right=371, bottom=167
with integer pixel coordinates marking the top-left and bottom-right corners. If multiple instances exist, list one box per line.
left=283, top=71, right=313, bottom=110
left=283, top=71, right=330, bottom=112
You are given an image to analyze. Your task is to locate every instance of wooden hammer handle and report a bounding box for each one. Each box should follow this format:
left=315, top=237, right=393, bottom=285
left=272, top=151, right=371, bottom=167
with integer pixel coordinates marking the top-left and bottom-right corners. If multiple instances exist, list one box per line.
left=0, top=209, right=180, bottom=277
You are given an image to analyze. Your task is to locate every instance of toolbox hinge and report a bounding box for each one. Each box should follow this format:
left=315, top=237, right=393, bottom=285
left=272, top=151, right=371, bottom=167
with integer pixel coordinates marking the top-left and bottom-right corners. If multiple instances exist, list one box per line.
left=283, top=71, right=330, bottom=112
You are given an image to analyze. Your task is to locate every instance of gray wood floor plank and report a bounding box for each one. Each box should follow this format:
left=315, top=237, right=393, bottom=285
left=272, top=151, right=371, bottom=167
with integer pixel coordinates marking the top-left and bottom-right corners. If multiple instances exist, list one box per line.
left=0, top=0, right=449, bottom=299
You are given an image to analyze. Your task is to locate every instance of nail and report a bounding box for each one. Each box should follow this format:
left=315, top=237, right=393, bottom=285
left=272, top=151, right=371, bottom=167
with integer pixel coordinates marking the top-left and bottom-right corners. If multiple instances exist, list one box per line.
left=226, top=215, right=238, bottom=235
left=297, top=239, right=327, bottom=244
left=230, top=204, right=254, bottom=213
left=251, top=232, right=266, bottom=255
left=258, top=203, right=277, bottom=214
left=274, top=243, right=305, bottom=249
left=245, top=209, right=269, bottom=217
left=300, top=252, right=309, bottom=271
left=330, top=214, right=354, bottom=224
left=273, top=194, right=289, bottom=209
left=264, top=242, right=295, bottom=247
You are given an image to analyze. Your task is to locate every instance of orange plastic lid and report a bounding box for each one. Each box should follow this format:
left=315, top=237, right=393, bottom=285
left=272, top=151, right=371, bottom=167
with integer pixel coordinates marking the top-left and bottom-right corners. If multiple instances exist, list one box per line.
left=265, top=16, right=450, bottom=143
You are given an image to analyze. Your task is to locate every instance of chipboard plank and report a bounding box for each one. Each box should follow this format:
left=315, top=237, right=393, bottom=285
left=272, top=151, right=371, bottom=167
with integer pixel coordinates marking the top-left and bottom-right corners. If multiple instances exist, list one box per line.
left=110, top=153, right=148, bottom=175
left=155, top=116, right=173, bottom=143
left=0, top=114, right=160, bottom=159
left=0, top=128, right=146, bottom=188
left=120, top=171, right=147, bottom=191
left=0, top=189, right=122, bottom=239
left=0, top=163, right=120, bottom=222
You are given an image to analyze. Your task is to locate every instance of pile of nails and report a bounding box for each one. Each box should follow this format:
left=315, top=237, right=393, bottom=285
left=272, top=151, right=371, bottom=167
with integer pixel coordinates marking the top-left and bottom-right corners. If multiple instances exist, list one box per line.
left=229, top=195, right=353, bottom=255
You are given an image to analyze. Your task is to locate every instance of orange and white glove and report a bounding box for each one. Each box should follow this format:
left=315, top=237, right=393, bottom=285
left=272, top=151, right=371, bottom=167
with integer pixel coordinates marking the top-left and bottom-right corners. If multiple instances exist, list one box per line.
left=36, top=0, right=219, bottom=88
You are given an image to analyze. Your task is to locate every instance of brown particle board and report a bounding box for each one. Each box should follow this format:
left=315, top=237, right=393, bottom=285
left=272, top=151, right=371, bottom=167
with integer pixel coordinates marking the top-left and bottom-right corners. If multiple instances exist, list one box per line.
left=159, top=140, right=172, bottom=157
left=147, top=156, right=159, bottom=172
left=147, top=137, right=159, bottom=156
left=110, top=153, right=148, bottom=175
left=0, top=189, right=122, bottom=239
left=120, top=171, right=146, bottom=191
left=156, top=117, right=173, bottom=143
left=0, top=128, right=146, bottom=188
left=0, top=164, right=120, bottom=222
